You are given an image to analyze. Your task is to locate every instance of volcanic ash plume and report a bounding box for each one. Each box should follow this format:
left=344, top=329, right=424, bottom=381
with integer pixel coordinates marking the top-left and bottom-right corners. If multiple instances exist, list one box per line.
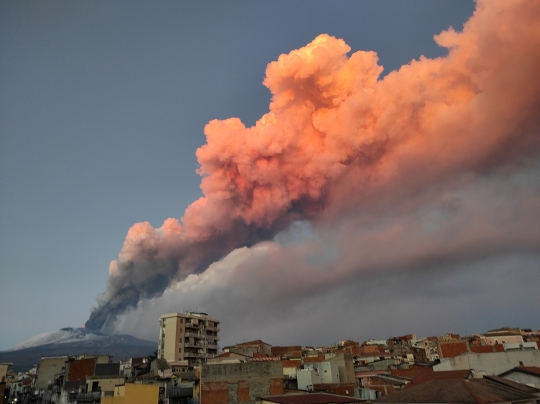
left=86, top=0, right=540, bottom=331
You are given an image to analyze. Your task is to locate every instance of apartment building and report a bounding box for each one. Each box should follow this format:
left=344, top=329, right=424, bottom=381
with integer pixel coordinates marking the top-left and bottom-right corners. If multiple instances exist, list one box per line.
left=158, top=312, right=220, bottom=368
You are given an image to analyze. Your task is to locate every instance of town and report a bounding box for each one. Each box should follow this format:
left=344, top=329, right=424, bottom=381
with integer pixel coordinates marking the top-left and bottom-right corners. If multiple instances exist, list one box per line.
left=2, top=312, right=540, bottom=404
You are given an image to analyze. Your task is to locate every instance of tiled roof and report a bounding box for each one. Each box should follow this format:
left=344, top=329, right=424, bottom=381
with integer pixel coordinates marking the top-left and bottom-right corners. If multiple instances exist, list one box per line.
left=485, top=376, right=540, bottom=394
left=499, top=366, right=540, bottom=378
left=408, top=370, right=471, bottom=386
left=245, top=356, right=281, bottom=362
left=262, top=392, right=365, bottom=403
left=214, top=351, right=248, bottom=358
left=236, top=339, right=271, bottom=346
left=376, top=378, right=539, bottom=403
left=154, top=358, right=170, bottom=371
left=370, top=376, right=410, bottom=386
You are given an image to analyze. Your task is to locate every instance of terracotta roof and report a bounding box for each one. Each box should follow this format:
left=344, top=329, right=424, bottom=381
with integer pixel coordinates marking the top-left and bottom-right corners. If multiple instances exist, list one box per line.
left=245, top=356, right=281, bottom=362
left=485, top=376, right=540, bottom=394
left=376, top=378, right=539, bottom=403
left=262, top=392, right=365, bottom=403
left=389, top=369, right=431, bottom=380
left=408, top=370, right=471, bottom=386
left=214, top=352, right=248, bottom=358
left=370, top=375, right=409, bottom=386
left=499, top=366, right=540, bottom=378
left=236, top=339, right=271, bottom=346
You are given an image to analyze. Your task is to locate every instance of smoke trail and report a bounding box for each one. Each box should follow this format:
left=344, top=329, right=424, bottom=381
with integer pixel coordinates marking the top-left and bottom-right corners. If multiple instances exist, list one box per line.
left=86, top=0, right=540, bottom=330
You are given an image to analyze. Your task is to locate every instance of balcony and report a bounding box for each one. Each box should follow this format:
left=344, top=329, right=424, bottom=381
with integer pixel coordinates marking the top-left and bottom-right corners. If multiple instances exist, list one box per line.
left=76, top=391, right=102, bottom=402
left=183, top=352, right=204, bottom=358
left=167, top=386, right=193, bottom=398
left=184, top=341, right=204, bottom=348
left=184, top=332, right=202, bottom=338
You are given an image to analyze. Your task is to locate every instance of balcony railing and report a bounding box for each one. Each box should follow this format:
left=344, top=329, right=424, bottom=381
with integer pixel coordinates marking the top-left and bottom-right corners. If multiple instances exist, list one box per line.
left=183, top=352, right=204, bottom=358
left=76, top=391, right=102, bottom=402
left=167, top=386, right=193, bottom=398
left=184, top=332, right=202, bottom=338
left=184, top=342, right=204, bottom=348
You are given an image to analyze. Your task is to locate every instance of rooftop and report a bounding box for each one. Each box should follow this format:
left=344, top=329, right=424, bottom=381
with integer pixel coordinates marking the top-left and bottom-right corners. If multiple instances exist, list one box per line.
left=262, top=392, right=365, bottom=403
left=376, top=378, right=540, bottom=403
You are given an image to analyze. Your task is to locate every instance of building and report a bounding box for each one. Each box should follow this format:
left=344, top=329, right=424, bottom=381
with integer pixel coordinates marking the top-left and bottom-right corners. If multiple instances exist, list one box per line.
left=158, top=312, right=220, bottom=368
left=223, top=340, right=272, bottom=357
left=35, top=357, right=67, bottom=391
left=374, top=378, right=540, bottom=404
left=259, top=392, right=364, bottom=404
left=199, top=360, right=283, bottom=404
left=433, top=350, right=540, bottom=375
left=499, top=366, right=540, bottom=388
left=101, top=383, right=159, bottom=404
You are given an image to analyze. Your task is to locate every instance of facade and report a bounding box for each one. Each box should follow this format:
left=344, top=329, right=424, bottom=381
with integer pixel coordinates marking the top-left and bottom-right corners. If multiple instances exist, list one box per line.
left=297, top=368, right=321, bottom=391
left=101, top=383, right=159, bottom=404
left=433, top=350, right=540, bottom=375
left=199, top=361, right=283, bottom=404
left=158, top=311, right=220, bottom=368
left=35, top=357, right=67, bottom=390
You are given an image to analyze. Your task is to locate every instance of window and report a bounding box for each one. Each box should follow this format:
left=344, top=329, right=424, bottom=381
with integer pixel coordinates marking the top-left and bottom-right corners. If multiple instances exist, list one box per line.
left=179, top=348, right=182, bottom=353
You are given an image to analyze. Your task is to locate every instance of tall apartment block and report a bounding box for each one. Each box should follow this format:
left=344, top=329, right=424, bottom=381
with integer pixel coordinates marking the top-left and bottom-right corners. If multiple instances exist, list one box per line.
left=158, top=312, right=220, bottom=368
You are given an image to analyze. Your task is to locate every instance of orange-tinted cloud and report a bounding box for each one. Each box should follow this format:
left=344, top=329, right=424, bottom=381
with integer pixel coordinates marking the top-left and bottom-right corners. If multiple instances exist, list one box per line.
left=87, top=0, right=540, bottom=330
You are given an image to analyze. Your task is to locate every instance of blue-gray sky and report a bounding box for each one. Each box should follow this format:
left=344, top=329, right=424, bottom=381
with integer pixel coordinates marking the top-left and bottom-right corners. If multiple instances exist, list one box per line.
left=2, top=1, right=539, bottom=350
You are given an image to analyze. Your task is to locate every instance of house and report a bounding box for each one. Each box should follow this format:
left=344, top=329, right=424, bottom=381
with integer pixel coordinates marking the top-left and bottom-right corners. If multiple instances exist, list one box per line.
left=34, top=356, right=67, bottom=393
left=272, top=346, right=303, bottom=359
left=199, top=360, right=284, bottom=403
left=0, top=362, right=12, bottom=401
left=375, top=378, right=540, bottom=403
left=433, top=350, right=540, bottom=375
left=325, top=353, right=355, bottom=384
left=258, top=392, right=365, bottom=403
left=499, top=366, right=540, bottom=388
left=101, top=382, right=159, bottom=404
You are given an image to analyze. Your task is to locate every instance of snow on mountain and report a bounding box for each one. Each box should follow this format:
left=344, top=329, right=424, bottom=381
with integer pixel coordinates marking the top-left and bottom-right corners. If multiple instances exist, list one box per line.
left=7, top=327, right=109, bottom=351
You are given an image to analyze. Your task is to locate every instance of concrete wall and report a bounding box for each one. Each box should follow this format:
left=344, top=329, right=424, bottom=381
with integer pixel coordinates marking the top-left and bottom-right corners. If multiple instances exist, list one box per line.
left=433, top=350, right=540, bottom=375
left=162, top=315, right=184, bottom=362
left=297, top=369, right=321, bottom=391
left=0, top=364, right=9, bottom=381
left=35, top=357, right=67, bottom=390
left=315, top=362, right=339, bottom=384
left=102, top=383, right=158, bottom=404
left=327, top=353, right=356, bottom=383
left=86, top=377, right=125, bottom=392
left=201, top=361, right=283, bottom=404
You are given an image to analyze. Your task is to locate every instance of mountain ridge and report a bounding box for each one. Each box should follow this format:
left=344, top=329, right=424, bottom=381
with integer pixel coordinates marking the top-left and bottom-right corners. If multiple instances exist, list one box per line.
left=0, top=327, right=156, bottom=372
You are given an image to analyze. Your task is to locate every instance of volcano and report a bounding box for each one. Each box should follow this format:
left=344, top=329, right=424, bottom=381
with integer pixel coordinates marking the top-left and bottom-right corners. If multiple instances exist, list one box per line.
left=0, top=328, right=156, bottom=372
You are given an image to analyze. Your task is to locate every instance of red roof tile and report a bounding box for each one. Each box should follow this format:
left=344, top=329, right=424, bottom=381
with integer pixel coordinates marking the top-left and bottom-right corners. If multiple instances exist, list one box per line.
left=262, top=392, right=365, bottom=403
left=376, top=378, right=539, bottom=403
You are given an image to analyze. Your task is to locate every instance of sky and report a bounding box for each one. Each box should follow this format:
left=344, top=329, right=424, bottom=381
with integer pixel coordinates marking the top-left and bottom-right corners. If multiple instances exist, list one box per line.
left=1, top=0, right=539, bottom=351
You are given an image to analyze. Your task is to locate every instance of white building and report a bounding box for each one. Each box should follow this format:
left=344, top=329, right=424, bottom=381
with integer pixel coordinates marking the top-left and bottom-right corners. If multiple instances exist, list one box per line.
left=297, top=369, right=321, bottom=391
left=315, top=362, right=340, bottom=384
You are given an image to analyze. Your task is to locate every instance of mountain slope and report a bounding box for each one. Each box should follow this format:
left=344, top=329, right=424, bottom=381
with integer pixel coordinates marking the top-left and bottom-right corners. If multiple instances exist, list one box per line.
left=0, top=328, right=156, bottom=372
